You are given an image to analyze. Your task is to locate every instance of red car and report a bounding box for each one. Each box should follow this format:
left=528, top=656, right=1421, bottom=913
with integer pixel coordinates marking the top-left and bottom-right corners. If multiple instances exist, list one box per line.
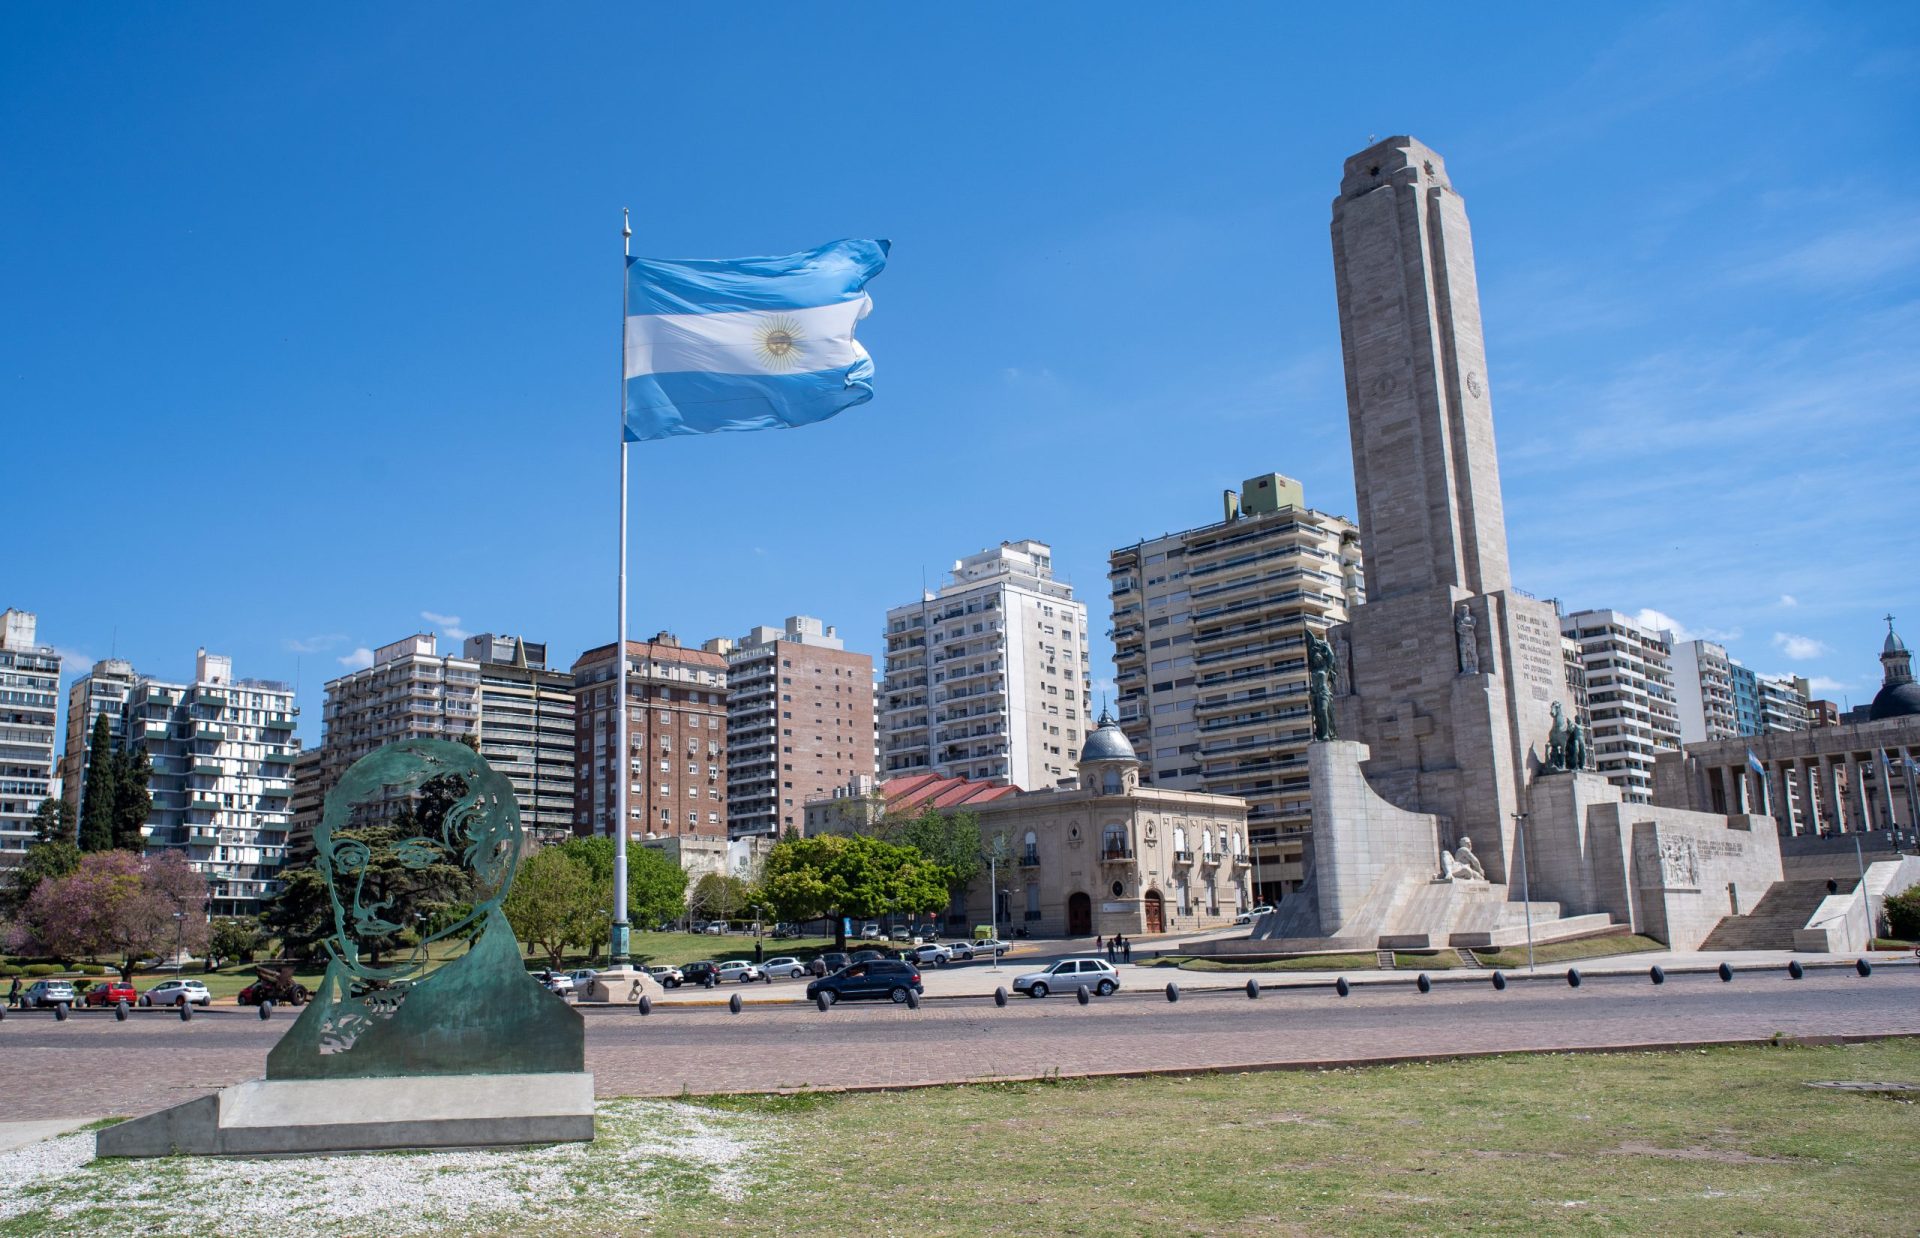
left=83, top=979, right=138, bottom=1007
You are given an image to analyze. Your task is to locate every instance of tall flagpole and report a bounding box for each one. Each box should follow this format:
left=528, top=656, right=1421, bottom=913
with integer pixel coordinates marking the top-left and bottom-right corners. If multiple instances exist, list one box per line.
left=611, top=207, right=633, bottom=966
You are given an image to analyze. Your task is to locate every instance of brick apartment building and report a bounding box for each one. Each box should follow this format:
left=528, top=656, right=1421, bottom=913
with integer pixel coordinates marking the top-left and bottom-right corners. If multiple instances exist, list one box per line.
left=571, top=633, right=728, bottom=840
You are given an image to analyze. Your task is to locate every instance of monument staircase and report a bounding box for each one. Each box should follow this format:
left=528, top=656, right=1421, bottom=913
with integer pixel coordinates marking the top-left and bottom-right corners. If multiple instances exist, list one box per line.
left=1699, top=877, right=1856, bottom=951
left=1453, top=948, right=1484, bottom=969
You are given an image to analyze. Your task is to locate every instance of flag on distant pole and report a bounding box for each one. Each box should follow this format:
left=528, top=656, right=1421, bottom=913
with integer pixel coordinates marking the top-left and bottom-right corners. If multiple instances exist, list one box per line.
left=1746, top=747, right=1770, bottom=816
left=623, top=239, right=889, bottom=440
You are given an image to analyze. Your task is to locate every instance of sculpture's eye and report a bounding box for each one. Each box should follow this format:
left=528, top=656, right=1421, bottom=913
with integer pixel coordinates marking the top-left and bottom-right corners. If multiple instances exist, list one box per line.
left=331, top=839, right=372, bottom=874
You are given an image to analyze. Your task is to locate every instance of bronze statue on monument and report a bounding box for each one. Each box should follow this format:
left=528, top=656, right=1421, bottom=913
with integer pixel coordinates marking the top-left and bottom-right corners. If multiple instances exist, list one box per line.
left=1305, top=622, right=1340, bottom=741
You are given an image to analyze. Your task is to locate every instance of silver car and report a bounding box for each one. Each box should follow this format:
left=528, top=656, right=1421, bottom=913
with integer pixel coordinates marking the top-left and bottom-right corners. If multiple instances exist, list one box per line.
left=141, top=979, right=212, bottom=1007
left=1013, top=957, right=1120, bottom=998
left=761, top=956, right=808, bottom=979
left=22, top=979, right=77, bottom=1009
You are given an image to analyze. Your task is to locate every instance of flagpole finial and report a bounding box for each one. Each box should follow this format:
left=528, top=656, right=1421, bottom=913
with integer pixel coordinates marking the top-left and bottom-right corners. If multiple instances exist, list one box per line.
left=622, top=207, right=632, bottom=241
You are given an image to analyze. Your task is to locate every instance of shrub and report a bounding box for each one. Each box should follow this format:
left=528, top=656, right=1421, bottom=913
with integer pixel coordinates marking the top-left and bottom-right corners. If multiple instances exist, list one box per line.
left=78, top=963, right=108, bottom=976
left=24, top=963, right=64, bottom=977
left=1883, top=887, right=1920, bottom=942
left=0, top=965, right=20, bottom=978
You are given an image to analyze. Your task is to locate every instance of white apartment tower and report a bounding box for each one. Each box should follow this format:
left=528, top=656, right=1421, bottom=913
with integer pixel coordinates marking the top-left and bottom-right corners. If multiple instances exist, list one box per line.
left=1670, top=638, right=1741, bottom=744
left=881, top=540, right=1091, bottom=789
left=1560, top=608, right=1682, bottom=802
left=1107, top=474, right=1362, bottom=901
left=60, top=657, right=139, bottom=819
left=0, top=610, right=61, bottom=864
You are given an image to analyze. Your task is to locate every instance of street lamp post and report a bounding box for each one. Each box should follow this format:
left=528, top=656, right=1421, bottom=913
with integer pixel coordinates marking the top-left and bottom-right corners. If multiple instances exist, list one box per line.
left=1511, top=811, right=1534, bottom=972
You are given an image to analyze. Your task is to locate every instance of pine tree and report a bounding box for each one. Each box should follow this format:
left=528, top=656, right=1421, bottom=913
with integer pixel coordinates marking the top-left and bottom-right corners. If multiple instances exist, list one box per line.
left=111, top=745, right=153, bottom=851
left=30, top=796, right=75, bottom=844
left=79, top=714, right=118, bottom=852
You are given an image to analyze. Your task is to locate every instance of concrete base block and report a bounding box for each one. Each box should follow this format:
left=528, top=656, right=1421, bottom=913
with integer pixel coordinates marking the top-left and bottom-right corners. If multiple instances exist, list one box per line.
left=582, top=965, right=652, bottom=1004
left=96, top=1072, right=594, bottom=1158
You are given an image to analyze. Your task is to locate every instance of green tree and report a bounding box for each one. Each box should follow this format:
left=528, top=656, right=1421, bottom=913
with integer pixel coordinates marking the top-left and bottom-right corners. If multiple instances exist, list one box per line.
left=111, top=745, right=153, bottom=852
left=259, top=865, right=334, bottom=962
left=31, top=796, right=75, bottom=844
left=256, top=824, right=476, bottom=967
left=688, top=872, right=758, bottom=925
left=1, top=815, right=82, bottom=920
left=205, top=916, right=266, bottom=971
left=761, top=834, right=949, bottom=948
left=79, top=715, right=117, bottom=852
left=559, top=837, right=688, bottom=934
left=883, top=807, right=981, bottom=920
left=503, top=846, right=602, bottom=967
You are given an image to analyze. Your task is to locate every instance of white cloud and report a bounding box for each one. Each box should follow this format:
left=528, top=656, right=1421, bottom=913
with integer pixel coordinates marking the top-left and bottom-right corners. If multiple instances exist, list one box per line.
left=284, top=634, right=346, bottom=654
left=1731, top=211, right=1920, bottom=292
left=52, top=645, right=95, bottom=672
left=1777, top=594, right=1798, bottom=608
left=1805, top=676, right=1851, bottom=695
left=421, top=611, right=470, bottom=641
left=1630, top=609, right=1739, bottom=644
left=337, top=647, right=375, bottom=670
left=1771, top=632, right=1831, bottom=661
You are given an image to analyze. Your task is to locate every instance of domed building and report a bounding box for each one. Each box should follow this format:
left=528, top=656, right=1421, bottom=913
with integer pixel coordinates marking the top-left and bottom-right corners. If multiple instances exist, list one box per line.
left=1868, top=619, right=1920, bottom=722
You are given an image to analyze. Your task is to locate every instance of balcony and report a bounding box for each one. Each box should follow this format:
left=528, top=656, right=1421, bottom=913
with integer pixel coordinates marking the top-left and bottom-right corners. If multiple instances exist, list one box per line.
left=195, top=725, right=224, bottom=742
left=265, top=717, right=296, bottom=732
left=1199, top=852, right=1220, bottom=868
left=1173, top=849, right=1193, bottom=865
left=1017, top=850, right=1040, bottom=868
left=193, top=760, right=222, bottom=776
left=1099, top=848, right=1134, bottom=864
left=193, top=689, right=226, bottom=708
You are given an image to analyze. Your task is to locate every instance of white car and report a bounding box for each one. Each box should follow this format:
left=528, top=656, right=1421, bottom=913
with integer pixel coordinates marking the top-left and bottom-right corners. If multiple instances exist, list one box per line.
left=971, top=938, right=1011, bottom=957
left=142, top=979, right=212, bottom=1007
left=907, top=943, right=952, bottom=966
left=566, top=969, right=601, bottom=992
left=1235, top=904, right=1278, bottom=925
left=646, top=965, right=684, bottom=988
left=715, top=961, right=762, bottom=983
left=944, top=940, right=977, bottom=961
left=1013, top=957, right=1120, bottom=998
left=534, top=971, right=575, bottom=995
left=860, top=923, right=882, bottom=940
left=761, top=956, right=808, bottom=980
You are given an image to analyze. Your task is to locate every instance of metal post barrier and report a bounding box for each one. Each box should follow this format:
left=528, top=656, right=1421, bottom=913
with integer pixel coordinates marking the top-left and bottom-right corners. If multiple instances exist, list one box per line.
left=1566, top=968, right=1582, bottom=988
left=1335, top=977, right=1350, bottom=997
left=1416, top=973, right=1431, bottom=993
left=1490, top=971, right=1506, bottom=991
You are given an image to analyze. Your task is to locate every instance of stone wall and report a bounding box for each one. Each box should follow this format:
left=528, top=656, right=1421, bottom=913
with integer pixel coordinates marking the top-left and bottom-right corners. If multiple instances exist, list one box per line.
left=1308, top=740, right=1443, bottom=937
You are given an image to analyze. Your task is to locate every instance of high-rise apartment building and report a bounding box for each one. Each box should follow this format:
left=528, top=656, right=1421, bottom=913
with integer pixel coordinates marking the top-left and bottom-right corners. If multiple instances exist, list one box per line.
left=1560, top=609, right=1682, bottom=802
left=571, top=634, right=728, bottom=841
left=880, top=540, right=1090, bottom=790
left=60, top=657, right=138, bottom=819
left=712, top=616, right=874, bottom=839
left=1760, top=676, right=1811, bottom=733
left=321, top=634, right=481, bottom=822
left=0, top=609, right=61, bottom=865
left=1107, top=475, right=1362, bottom=901
left=288, top=746, right=325, bottom=863
left=462, top=635, right=576, bottom=845
left=1671, top=636, right=1812, bottom=743
left=124, top=650, right=299, bottom=916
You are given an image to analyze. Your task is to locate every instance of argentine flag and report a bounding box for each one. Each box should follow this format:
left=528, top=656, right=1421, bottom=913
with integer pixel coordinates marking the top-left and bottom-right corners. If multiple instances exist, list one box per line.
left=623, top=239, right=889, bottom=441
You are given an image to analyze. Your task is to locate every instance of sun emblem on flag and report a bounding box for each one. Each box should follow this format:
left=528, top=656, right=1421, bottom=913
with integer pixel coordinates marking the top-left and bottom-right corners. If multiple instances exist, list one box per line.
left=754, top=315, right=807, bottom=371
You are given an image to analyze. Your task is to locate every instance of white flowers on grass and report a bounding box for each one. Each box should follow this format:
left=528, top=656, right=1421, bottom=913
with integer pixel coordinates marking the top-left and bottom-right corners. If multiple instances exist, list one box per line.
left=0, top=1101, right=774, bottom=1236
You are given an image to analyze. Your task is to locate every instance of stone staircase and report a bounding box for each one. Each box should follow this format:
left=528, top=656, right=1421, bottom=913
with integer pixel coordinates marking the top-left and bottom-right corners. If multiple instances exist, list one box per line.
left=1375, top=950, right=1395, bottom=970
left=1454, top=948, right=1484, bottom=969
left=1699, top=878, right=1855, bottom=951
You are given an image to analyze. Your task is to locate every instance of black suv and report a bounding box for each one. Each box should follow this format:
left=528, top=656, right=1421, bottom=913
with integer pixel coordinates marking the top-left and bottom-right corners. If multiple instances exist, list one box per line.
left=806, top=959, right=923, bottom=1005
left=681, top=961, right=721, bottom=987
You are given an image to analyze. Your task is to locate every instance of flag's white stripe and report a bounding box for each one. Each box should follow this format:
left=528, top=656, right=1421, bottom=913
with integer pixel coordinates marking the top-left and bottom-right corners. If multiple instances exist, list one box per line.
left=624, top=298, right=870, bottom=378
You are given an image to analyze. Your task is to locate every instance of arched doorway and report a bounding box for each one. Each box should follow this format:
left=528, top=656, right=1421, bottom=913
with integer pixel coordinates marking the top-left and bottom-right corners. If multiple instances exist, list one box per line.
left=1067, top=892, right=1092, bottom=936
left=1143, top=889, right=1164, bottom=934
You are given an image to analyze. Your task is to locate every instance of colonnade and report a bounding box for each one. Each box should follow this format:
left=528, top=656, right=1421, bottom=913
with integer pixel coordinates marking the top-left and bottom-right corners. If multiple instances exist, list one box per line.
left=1705, top=744, right=1920, bottom=837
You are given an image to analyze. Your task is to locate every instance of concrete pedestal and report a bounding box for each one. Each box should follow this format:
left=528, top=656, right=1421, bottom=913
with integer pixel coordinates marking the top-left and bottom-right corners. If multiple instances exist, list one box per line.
left=583, top=965, right=652, bottom=1005
left=96, top=1071, right=594, bottom=1158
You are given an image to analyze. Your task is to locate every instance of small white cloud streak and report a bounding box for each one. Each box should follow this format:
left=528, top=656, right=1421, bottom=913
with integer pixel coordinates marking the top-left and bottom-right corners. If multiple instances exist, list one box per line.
left=1772, top=632, right=1831, bottom=661
left=337, top=647, right=375, bottom=670
left=284, top=634, right=345, bottom=654
left=1631, top=609, right=1739, bottom=644
left=421, top=611, right=470, bottom=641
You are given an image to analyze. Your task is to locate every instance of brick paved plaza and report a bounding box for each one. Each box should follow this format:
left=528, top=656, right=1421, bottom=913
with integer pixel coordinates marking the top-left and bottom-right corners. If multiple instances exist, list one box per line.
left=3, top=965, right=1914, bottom=1125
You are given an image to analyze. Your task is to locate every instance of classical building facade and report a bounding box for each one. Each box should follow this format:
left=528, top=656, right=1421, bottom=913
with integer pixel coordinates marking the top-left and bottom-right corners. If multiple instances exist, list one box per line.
left=571, top=634, right=728, bottom=841
left=0, top=609, right=60, bottom=865
left=1559, top=609, right=1681, bottom=803
left=1108, top=473, right=1361, bottom=904
left=713, top=616, right=874, bottom=839
left=880, top=540, right=1090, bottom=789
left=124, top=650, right=299, bottom=917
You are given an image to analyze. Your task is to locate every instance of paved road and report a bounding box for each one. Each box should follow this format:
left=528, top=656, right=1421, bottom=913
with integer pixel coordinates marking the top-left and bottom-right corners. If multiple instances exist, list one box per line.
left=2, top=966, right=1915, bottom=1121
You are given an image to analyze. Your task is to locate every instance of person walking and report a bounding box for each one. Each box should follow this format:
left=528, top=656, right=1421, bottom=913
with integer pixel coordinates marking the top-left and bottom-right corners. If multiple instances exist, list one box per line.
left=5, top=975, right=19, bottom=1010
left=1122, top=936, right=1133, bottom=964
left=1095, top=933, right=1103, bottom=954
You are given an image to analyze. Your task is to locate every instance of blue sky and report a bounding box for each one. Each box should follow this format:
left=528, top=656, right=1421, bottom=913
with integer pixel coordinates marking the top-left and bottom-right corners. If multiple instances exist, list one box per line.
left=4, top=4, right=1916, bottom=751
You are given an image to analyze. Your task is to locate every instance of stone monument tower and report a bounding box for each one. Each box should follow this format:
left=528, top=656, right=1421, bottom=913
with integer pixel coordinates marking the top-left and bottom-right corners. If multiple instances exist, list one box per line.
left=1325, top=137, right=1572, bottom=885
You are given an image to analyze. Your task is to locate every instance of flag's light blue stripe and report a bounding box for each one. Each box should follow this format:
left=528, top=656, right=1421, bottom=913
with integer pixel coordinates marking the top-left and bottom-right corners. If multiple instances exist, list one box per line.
left=626, top=239, right=889, bottom=317
left=623, top=364, right=875, bottom=441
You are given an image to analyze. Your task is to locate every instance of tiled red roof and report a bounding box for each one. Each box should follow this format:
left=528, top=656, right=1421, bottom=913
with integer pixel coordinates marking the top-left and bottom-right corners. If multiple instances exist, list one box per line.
left=880, top=773, right=1020, bottom=814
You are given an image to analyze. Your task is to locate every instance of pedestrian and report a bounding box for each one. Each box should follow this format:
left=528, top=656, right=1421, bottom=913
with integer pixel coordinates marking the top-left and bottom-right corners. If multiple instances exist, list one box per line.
left=1106, top=937, right=1116, bottom=963
left=753, top=940, right=763, bottom=964
left=5, top=975, right=18, bottom=1009
left=1095, top=933, right=1103, bottom=953
left=1122, top=936, right=1132, bottom=964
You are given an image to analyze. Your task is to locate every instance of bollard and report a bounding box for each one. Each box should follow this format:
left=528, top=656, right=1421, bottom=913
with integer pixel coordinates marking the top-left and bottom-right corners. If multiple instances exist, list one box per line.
left=638, top=994, right=653, bottom=1015
left=259, top=1000, right=274, bottom=1021
left=907, top=989, right=920, bottom=1010
left=115, top=1000, right=129, bottom=1021
left=1416, top=973, right=1431, bottom=994
left=816, top=991, right=833, bottom=1012
left=1566, top=968, right=1582, bottom=988
left=1787, top=960, right=1804, bottom=980
left=54, top=1002, right=69, bottom=1022
left=1165, top=982, right=1180, bottom=1003
left=728, top=993, right=742, bottom=1014
left=1856, top=958, right=1872, bottom=977
left=1335, top=977, right=1350, bottom=997
left=0, top=1005, right=6, bottom=1022
left=994, top=986, right=1008, bottom=1008
left=1246, top=979, right=1261, bottom=1000
left=1717, top=962, right=1733, bottom=983
left=1649, top=965, right=1665, bottom=985
left=1076, top=985, right=1090, bottom=1006
left=179, top=999, right=192, bottom=1022
left=1490, top=971, right=1506, bottom=991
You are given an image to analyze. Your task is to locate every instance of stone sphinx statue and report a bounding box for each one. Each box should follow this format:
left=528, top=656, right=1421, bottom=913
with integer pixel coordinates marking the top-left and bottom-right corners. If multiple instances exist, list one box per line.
left=1442, top=836, right=1487, bottom=882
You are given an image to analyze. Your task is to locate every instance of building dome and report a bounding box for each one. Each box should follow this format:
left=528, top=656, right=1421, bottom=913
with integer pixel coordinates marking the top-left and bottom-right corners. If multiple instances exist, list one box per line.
left=1870, top=616, right=1917, bottom=721
left=1080, top=709, right=1139, bottom=764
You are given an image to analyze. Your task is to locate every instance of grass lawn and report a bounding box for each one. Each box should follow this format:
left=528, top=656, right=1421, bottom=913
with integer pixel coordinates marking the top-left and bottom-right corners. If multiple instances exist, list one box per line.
left=1149, top=952, right=1380, bottom=973
left=1471, top=933, right=1666, bottom=971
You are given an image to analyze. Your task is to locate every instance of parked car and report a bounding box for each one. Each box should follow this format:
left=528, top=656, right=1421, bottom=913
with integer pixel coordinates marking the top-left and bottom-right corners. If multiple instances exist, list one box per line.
left=972, top=938, right=1011, bottom=957
left=566, top=969, right=601, bottom=992
left=646, top=965, right=684, bottom=988
left=535, top=971, right=575, bottom=996
left=849, top=949, right=888, bottom=964
left=888, top=926, right=912, bottom=943
left=1013, top=957, right=1120, bottom=999
left=716, top=960, right=763, bottom=984
left=907, top=943, right=952, bottom=967
left=945, top=940, right=977, bottom=961
left=141, top=979, right=212, bottom=1008
left=703, top=922, right=727, bottom=935
left=22, top=979, right=77, bottom=1009
left=681, top=961, right=721, bottom=987
left=82, top=979, right=139, bottom=1007
left=804, top=959, right=924, bottom=1004
left=859, top=922, right=881, bottom=940
left=762, top=956, right=808, bottom=980
left=809, top=952, right=850, bottom=977
left=1235, top=904, right=1277, bottom=926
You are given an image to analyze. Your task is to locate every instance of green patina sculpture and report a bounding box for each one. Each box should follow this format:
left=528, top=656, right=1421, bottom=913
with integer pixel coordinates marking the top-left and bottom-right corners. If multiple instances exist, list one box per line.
left=1305, top=623, right=1339, bottom=742
left=266, top=738, right=582, bottom=1080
